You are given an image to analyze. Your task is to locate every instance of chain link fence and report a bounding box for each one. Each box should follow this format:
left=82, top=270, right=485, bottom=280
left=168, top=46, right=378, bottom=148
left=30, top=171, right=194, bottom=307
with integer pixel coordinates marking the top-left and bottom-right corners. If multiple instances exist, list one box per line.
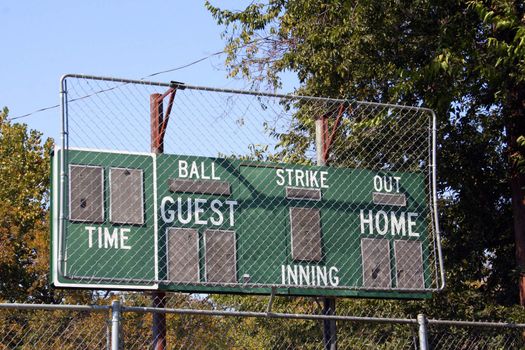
left=427, top=320, right=525, bottom=350
left=1, top=298, right=524, bottom=349
left=53, top=74, right=443, bottom=297
left=0, top=304, right=109, bottom=349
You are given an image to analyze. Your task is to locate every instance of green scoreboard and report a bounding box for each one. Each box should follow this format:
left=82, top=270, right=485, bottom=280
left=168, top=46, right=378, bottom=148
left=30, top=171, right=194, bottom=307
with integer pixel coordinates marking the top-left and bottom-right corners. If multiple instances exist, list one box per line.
left=51, top=148, right=433, bottom=298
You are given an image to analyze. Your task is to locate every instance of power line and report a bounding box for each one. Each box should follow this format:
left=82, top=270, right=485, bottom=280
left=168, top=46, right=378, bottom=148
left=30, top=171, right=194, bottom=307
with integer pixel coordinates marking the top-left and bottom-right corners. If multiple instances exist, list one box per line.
left=142, top=49, right=224, bottom=79
left=6, top=49, right=226, bottom=122
left=8, top=104, right=61, bottom=121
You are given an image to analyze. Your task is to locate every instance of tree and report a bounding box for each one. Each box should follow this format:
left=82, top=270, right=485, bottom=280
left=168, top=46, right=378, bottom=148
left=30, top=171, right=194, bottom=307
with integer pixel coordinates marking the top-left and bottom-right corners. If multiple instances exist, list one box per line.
left=0, top=107, right=55, bottom=303
left=206, top=0, right=525, bottom=306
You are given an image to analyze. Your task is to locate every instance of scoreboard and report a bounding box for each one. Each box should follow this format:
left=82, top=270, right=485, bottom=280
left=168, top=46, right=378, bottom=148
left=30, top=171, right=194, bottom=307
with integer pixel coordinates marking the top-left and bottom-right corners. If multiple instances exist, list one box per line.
left=51, top=148, right=432, bottom=298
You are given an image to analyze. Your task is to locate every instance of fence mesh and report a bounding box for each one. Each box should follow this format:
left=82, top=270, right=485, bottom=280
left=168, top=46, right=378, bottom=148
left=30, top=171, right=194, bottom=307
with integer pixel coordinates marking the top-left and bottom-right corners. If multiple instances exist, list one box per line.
left=428, top=322, right=525, bottom=350
left=53, top=74, right=443, bottom=297
left=121, top=313, right=418, bottom=349
left=0, top=306, right=109, bottom=349
left=2, top=300, right=525, bottom=349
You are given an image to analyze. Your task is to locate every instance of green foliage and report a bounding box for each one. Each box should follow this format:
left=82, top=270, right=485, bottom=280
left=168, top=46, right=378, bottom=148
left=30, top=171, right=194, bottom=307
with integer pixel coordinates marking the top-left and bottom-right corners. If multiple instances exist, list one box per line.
left=513, top=135, right=525, bottom=175
left=469, top=0, right=525, bottom=84
left=0, top=107, right=55, bottom=303
left=207, top=0, right=525, bottom=322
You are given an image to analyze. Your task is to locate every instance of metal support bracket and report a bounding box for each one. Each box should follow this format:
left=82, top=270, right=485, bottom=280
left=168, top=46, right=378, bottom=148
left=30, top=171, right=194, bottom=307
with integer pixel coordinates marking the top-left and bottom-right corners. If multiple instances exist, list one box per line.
left=150, top=82, right=185, bottom=154
left=322, top=103, right=348, bottom=164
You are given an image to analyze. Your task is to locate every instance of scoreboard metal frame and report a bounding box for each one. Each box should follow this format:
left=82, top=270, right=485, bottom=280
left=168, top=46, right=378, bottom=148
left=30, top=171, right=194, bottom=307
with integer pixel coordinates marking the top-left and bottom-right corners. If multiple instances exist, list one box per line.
left=51, top=146, right=441, bottom=299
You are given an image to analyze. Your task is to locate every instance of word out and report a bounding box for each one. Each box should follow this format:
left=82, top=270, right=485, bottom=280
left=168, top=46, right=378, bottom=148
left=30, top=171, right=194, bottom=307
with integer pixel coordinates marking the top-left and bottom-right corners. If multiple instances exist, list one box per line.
left=373, top=175, right=402, bottom=193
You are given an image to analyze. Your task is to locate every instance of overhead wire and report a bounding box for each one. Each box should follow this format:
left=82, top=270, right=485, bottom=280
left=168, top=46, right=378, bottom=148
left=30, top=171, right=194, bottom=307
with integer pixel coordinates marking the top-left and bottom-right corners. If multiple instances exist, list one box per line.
left=6, top=48, right=228, bottom=121
left=8, top=34, right=272, bottom=122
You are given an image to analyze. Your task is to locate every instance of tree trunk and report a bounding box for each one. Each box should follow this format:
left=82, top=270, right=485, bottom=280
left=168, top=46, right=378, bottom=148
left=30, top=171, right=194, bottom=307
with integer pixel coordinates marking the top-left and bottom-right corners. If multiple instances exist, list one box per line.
left=511, top=175, right=525, bottom=305
left=507, top=83, right=525, bottom=305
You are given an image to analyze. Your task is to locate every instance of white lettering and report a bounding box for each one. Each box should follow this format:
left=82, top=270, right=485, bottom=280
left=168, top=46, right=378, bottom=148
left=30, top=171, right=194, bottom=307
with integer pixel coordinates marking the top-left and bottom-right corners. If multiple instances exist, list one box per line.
left=299, top=265, right=310, bottom=285
left=160, top=196, right=237, bottom=227
left=189, top=162, right=199, bottom=179
left=211, top=162, right=220, bottom=180
left=274, top=168, right=329, bottom=189
left=408, top=212, right=419, bottom=237
left=194, top=198, right=208, bottom=225
left=200, top=162, right=210, bottom=180
left=104, top=227, right=119, bottom=249
left=373, top=175, right=383, bottom=192
left=85, top=226, right=133, bottom=250
left=160, top=196, right=175, bottom=223
left=310, top=171, right=319, bottom=188
left=276, top=169, right=285, bottom=186
left=384, top=177, right=393, bottom=192
left=85, top=226, right=96, bottom=248
left=178, top=160, right=188, bottom=178
left=394, top=176, right=401, bottom=193
left=360, top=210, right=374, bottom=235
left=286, top=169, right=294, bottom=185
left=225, top=200, right=238, bottom=227
left=287, top=265, right=298, bottom=285
left=391, top=212, right=406, bottom=236
left=304, top=170, right=310, bottom=188
left=177, top=197, right=192, bottom=224
left=375, top=210, right=389, bottom=235
left=329, top=267, right=340, bottom=286
left=178, top=160, right=221, bottom=180
left=98, top=227, right=102, bottom=248
left=320, top=171, right=328, bottom=188
left=360, top=210, right=421, bottom=238
left=317, top=266, right=328, bottom=286
left=120, top=228, right=131, bottom=250
left=374, top=175, right=403, bottom=193
left=281, top=265, right=339, bottom=287
left=210, top=199, right=224, bottom=226
left=296, top=170, right=305, bottom=187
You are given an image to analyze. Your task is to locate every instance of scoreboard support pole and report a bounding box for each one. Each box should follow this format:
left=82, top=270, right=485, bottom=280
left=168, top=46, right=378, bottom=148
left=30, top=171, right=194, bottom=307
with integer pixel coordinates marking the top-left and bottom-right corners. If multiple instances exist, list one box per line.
left=322, top=298, right=337, bottom=349
left=151, top=92, right=166, bottom=350
left=316, top=114, right=337, bottom=350
left=150, top=86, right=177, bottom=350
left=150, top=87, right=177, bottom=350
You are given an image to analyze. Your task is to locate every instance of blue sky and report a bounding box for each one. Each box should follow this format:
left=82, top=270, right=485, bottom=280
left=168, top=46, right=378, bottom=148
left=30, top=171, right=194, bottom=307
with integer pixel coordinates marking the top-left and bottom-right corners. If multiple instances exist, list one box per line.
left=0, top=1, right=296, bottom=140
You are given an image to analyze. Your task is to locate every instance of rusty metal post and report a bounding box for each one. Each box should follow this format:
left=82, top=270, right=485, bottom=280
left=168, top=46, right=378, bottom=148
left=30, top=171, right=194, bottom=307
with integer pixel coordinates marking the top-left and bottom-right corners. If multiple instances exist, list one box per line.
left=151, top=93, right=163, bottom=154
left=316, top=115, right=337, bottom=350
left=150, top=93, right=167, bottom=350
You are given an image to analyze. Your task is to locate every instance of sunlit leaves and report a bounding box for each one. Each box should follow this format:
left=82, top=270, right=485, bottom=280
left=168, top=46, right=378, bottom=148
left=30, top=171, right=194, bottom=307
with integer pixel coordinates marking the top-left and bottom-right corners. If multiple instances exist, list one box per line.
left=0, top=107, right=54, bottom=302
left=207, top=0, right=525, bottom=309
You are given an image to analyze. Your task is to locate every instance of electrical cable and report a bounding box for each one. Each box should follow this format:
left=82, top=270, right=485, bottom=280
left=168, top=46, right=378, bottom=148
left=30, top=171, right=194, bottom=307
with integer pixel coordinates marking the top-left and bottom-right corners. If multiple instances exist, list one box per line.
left=6, top=48, right=228, bottom=121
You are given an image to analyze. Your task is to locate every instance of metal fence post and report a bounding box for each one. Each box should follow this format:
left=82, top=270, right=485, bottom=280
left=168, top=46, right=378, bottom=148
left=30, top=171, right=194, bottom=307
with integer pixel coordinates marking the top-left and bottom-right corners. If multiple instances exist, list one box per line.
left=418, top=313, right=429, bottom=350
left=111, top=300, right=121, bottom=350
